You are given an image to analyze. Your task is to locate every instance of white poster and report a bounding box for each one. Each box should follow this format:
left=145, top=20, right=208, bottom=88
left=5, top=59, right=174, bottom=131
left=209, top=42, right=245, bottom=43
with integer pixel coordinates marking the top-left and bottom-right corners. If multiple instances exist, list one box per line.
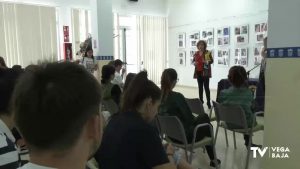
left=217, top=48, right=230, bottom=66
left=234, top=25, right=249, bottom=45
left=178, top=51, right=186, bottom=66
left=234, top=48, right=248, bottom=66
left=254, top=22, right=268, bottom=43
left=217, top=27, right=230, bottom=46
left=189, top=31, right=200, bottom=48
left=201, top=28, right=214, bottom=47
left=178, top=32, right=186, bottom=48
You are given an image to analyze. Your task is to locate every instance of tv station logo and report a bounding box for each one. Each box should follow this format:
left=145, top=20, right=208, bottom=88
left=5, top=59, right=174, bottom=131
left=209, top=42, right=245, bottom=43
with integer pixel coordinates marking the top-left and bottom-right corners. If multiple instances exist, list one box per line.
left=251, top=147, right=290, bottom=159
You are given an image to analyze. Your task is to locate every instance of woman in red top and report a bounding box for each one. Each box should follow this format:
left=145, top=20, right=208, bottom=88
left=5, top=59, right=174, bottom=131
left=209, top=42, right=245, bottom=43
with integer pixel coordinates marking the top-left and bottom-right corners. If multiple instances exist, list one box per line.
left=193, top=40, right=214, bottom=108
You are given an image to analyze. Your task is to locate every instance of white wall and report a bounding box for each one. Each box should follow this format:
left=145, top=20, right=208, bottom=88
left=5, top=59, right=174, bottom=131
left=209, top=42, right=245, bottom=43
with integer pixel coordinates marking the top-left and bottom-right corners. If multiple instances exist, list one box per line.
left=263, top=0, right=300, bottom=168
left=167, top=0, right=268, bottom=90
left=112, top=0, right=167, bottom=16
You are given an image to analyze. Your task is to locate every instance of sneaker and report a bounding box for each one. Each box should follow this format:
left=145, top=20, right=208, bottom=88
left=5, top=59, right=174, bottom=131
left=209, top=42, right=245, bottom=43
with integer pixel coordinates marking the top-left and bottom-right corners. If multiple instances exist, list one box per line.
left=210, top=159, right=221, bottom=168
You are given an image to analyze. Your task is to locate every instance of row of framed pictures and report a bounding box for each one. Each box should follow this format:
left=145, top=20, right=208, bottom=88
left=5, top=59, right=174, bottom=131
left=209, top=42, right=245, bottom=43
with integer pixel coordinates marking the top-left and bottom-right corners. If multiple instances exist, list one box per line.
left=178, top=22, right=267, bottom=48
left=178, top=45, right=264, bottom=67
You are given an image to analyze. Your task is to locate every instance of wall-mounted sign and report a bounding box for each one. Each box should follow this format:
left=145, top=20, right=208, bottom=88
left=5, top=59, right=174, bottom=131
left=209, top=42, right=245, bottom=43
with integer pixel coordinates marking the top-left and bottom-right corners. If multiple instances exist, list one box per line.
left=267, top=47, right=300, bottom=58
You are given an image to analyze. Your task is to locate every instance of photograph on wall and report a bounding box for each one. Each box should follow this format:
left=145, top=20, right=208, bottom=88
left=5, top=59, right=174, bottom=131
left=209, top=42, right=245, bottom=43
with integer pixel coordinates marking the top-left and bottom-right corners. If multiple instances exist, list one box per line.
left=254, top=22, right=268, bottom=43
left=178, top=32, right=186, bottom=48
left=189, top=50, right=197, bottom=65
left=234, top=48, right=248, bottom=66
left=178, top=51, right=186, bottom=66
left=208, top=48, right=215, bottom=66
left=217, top=48, right=230, bottom=66
left=234, top=25, right=249, bottom=45
left=189, top=31, right=200, bottom=48
left=201, top=28, right=214, bottom=47
left=217, top=27, right=230, bottom=46
left=254, top=45, right=263, bottom=65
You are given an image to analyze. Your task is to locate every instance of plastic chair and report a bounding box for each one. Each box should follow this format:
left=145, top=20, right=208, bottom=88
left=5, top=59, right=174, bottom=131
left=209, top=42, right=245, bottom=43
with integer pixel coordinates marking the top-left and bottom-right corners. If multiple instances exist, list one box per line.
left=157, top=115, right=219, bottom=168
left=185, top=98, right=214, bottom=121
left=212, top=101, right=264, bottom=169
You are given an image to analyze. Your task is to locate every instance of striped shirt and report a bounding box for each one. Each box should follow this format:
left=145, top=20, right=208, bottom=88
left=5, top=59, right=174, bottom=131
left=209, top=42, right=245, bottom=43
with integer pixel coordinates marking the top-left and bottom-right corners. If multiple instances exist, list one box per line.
left=0, top=119, right=20, bottom=168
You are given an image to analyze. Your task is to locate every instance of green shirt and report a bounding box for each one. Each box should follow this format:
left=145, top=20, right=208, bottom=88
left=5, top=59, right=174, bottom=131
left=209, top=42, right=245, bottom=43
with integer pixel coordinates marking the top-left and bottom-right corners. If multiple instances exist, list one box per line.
left=219, top=87, right=256, bottom=127
left=159, top=91, right=195, bottom=134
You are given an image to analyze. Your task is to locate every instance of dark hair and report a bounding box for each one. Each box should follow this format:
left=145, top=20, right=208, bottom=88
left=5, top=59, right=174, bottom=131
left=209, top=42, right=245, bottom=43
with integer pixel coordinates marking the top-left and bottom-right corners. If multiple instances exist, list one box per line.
left=101, top=65, right=115, bottom=84
left=12, top=62, right=102, bottom=151
left=123, top=73, right=136, bottom=92
left=114, top=59, right=123, bottom=67
left=0, top=69, right=22, bottom=115
left=121, top=71, right=161, bottom=112
left=0, top=56, right=7, bottom=68
left=228, top=66, right=247, bottom=88
left=84, top=48, right=94, bottom=59
left=161, top=68, right=177, bottom=100
left=196, top=40, right=207, bottom=51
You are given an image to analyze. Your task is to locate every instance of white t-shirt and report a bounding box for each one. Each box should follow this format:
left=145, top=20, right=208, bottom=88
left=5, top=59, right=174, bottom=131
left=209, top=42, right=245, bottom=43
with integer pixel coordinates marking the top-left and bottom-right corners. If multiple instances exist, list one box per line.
left=81, top=57, right=96, bottom=73
left=111, top=72, right=124, bottom=88
left=18, top=163, right=56, bottom=169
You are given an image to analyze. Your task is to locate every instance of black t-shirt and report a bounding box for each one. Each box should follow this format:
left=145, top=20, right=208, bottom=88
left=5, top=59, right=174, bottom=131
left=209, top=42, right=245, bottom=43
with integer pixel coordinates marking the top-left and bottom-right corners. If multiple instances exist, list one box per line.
left=95, top=111, right=169, bottom=169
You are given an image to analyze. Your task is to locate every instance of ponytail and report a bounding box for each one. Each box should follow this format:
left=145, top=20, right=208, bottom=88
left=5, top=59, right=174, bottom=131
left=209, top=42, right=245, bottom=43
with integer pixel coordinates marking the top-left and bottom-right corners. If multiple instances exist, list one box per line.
left=161, top=68, right=178, bottom=100
left=121, top=71, right=161, bottom=113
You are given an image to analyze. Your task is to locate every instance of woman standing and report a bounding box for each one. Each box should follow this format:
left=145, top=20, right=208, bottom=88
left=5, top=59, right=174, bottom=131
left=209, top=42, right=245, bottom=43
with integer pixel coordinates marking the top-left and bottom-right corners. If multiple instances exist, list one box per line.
left=81, top=48, right=98, bottom=73
left=193, top=40, right=213, bottom=108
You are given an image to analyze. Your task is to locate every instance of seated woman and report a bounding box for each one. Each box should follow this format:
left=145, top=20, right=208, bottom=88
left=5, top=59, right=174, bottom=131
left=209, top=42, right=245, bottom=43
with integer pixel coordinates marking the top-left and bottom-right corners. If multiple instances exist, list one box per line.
left=219, top=66, right=260, bottom=147
left=95, top=71, right=193, bottom=169
left=101, top=65, right=121, bottom=114
left=159, top=68, right=220, bottom=168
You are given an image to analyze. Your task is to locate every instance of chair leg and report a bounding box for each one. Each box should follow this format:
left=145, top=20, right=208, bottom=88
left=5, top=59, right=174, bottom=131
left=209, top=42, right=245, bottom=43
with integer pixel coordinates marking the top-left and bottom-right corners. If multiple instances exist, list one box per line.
left=233, top=131, right=237, bottom=149
left=189, top=149, right=193, bottom=164
left=212, top=142, right=220, bottom=169
left=214, top=125, right=219, bottom=145
left=209, top=108, right=213, bottom=119
left=185, top=149, right=189, bottom=163
left=224, top=128, right=229, bottom=147
left=245, top=133, right=253, bottom=169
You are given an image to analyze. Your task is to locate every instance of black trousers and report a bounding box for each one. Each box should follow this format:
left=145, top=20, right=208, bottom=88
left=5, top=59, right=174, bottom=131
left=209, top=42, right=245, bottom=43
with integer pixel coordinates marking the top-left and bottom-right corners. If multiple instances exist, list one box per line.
left=196, top=75, right=211, bottom=105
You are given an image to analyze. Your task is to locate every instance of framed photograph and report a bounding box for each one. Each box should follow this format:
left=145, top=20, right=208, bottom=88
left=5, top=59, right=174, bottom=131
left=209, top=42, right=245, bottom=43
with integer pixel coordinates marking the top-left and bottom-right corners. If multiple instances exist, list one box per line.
left=234, top=25, right=249, bottom=45
left=178, top=32, right=186, bottom=48
left=254, top=22, right=268, bottom=43
left=217, top=48, right=230, bottom=66
left=189, top=31, right=200, bottom=48
left=178, top=51, right=186, bottom=66
left=217, top=26, right=230, bottom=46
left=254, top=45, right=263, bottom=65
left=234, top=48, right=248, bottom=66
left=201, top=28, right=214, bottom=47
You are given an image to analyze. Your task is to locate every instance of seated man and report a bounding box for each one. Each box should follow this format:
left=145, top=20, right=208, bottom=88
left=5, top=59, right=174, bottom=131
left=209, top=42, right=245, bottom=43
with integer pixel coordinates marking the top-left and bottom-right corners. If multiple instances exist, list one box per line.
left=12, top=62, right=103, bottom=169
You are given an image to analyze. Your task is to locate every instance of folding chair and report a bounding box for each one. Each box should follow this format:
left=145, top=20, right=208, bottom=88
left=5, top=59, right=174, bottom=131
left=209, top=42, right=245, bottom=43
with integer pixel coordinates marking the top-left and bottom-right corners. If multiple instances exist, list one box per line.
left=157, top=115, right=219, bottom=168
left=212, top=101, right=264, bottom=169
left=185, top=98, right=215, bottom=121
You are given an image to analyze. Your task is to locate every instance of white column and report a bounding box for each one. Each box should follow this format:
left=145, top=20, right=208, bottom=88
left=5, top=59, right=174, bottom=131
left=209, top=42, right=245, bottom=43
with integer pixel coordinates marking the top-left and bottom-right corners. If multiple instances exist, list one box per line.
left=263, top=0, right=300, bottom=168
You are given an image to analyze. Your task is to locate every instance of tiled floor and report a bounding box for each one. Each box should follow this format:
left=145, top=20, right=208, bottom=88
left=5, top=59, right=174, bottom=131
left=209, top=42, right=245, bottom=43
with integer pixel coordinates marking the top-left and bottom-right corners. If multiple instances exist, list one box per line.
left=173, top=86, right=264, bottom=169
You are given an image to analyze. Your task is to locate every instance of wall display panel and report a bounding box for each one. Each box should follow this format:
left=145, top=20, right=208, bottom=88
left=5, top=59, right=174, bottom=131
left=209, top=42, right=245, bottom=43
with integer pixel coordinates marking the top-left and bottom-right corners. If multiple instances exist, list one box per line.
left=188, top=31, right=200, bottom=48
left=217, top=26, right=230, bottom=46
left=217, top=48, right=230, bottom=66
left=234, top=47, right=248, bottom=66
left=254, top=22, right=267, bottom=43
left=254, top=45, right=264, bottom=65
left=178, top=32, right=186, bottom=48
left=234, top=24, right=249, bottom=45
left=201, top=28, right=214, bottom=47
left=178, top=50, right=186, bottom=66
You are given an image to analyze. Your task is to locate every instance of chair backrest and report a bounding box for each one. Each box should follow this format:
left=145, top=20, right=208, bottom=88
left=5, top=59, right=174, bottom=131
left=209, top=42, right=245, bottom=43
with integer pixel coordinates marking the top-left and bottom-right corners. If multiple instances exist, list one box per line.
left=102, top=99, right=119, bottom=115
left=213, top=101, right=248, bottom=129
left=185, top=98, right=205, bottom=115
left=157, top=115, right=188, bottom=144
